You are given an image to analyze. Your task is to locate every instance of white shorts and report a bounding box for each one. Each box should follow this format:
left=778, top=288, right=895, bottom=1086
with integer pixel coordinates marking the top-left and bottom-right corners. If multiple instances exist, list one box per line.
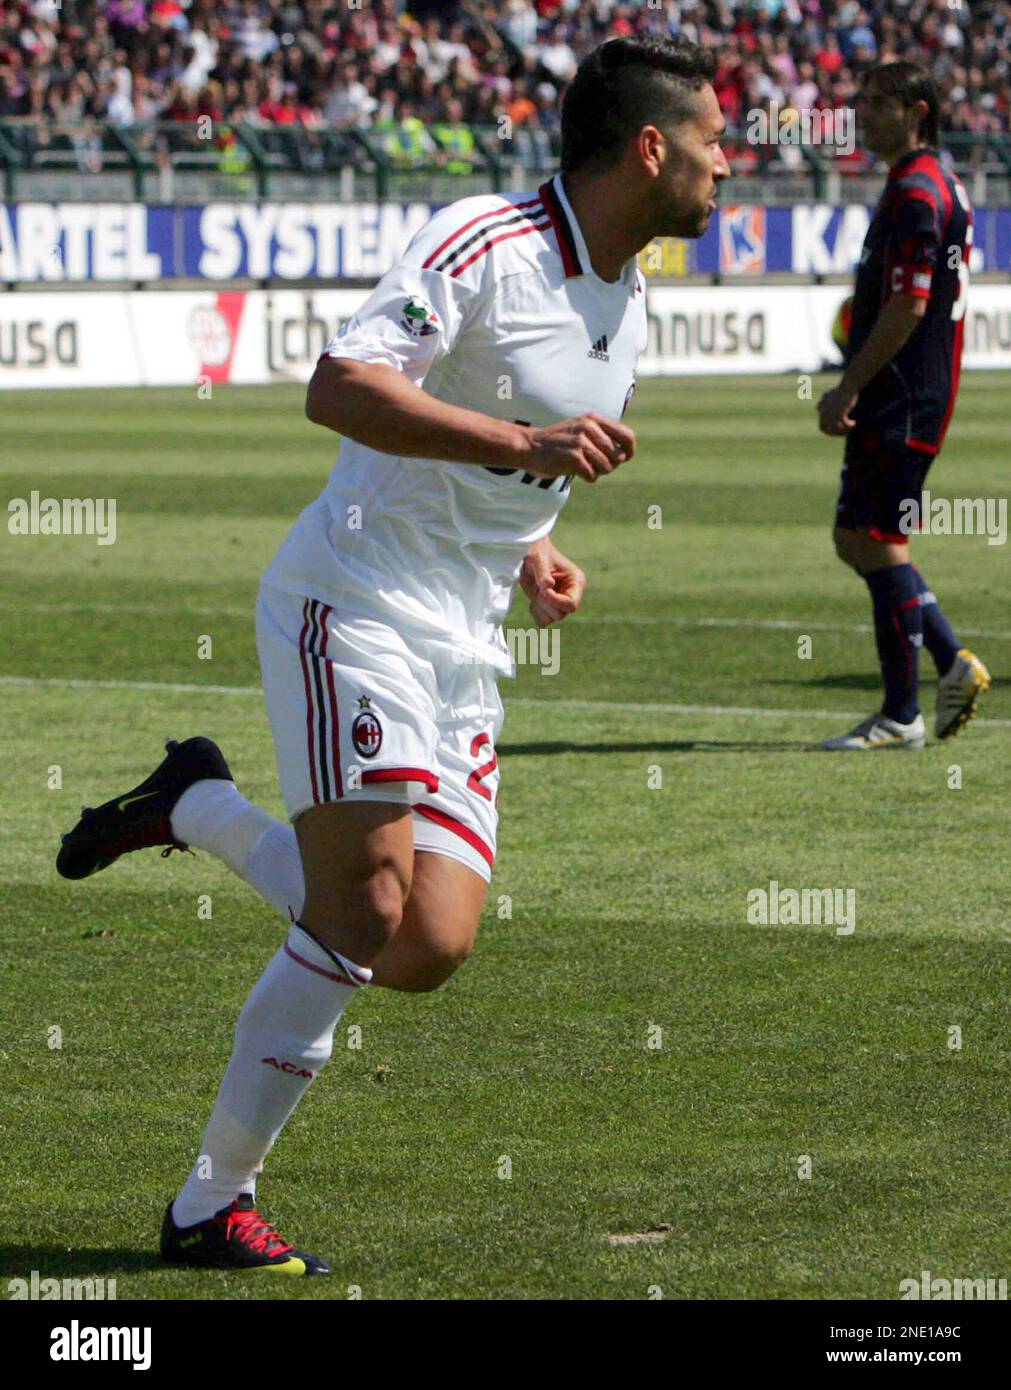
left=255, top=583, right=503, bottom=882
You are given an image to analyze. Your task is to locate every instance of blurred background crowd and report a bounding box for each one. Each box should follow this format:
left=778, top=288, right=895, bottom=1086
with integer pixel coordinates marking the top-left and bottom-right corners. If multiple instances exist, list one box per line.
left=0, top=0, right=1007, bottom=152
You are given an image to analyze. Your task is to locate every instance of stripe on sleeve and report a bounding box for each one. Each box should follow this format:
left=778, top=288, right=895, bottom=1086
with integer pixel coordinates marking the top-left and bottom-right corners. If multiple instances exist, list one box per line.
left=431, top=203, right=547, bottom=275
left=446, top=217, right=553, bottom=278
left=422, top=195, right=544, bottom=270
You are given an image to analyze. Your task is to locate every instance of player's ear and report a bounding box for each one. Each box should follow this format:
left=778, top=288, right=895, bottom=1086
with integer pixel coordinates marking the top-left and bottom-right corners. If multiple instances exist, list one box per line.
left=638, top=124, right=666, bottom=176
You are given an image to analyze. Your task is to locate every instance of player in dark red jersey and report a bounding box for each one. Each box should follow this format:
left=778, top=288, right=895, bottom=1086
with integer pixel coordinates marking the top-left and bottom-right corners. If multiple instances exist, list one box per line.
left=817, top=62, right=990, bottom=750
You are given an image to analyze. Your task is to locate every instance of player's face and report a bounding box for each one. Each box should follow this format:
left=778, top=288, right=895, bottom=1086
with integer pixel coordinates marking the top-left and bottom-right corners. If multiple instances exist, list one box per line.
left=857, top=80, right=912, bottom=157
left=656, top=86, right=729, bottom=239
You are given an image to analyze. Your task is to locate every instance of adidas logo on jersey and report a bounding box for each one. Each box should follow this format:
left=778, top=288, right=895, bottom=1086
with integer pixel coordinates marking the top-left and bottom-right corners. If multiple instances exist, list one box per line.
left=587, top=334, right=609, bottom=361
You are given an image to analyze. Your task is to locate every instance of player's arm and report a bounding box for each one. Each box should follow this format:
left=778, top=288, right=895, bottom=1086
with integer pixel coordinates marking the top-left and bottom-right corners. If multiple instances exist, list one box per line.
left=819, top=178, right=939, bottom=436
left=841, top=292, right=927, bottom=394
left=817, top=295, right=926, bottom=436
left=519, top=535, right=586, bottom=627
left=306, top=356, right=635, bottom=483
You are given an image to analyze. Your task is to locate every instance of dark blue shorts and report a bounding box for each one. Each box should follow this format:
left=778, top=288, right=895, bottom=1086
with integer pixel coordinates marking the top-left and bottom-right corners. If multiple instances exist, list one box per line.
left=834, top=424, right=938, bottom=542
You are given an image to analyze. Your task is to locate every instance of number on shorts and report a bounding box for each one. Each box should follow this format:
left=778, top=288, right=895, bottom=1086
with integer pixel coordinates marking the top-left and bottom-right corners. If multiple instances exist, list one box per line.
left=467, top=733, right=498, bottom=802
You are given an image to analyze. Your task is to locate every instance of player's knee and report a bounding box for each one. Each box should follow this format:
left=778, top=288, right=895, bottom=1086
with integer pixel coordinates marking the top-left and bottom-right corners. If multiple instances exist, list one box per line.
left=351, top=866, right=406, bottom=943
left=856, top=533, right=908, bottom=571
left=304, top=863, right=406, bottom=957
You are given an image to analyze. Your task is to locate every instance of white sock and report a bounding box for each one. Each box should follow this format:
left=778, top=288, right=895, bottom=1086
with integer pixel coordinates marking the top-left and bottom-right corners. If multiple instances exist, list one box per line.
left=244, top=822, right=306, bottom=922
left=171, top=779, right=276, bottom=878
left=171, top=779, right=307, bottom=921
left=172, top=924, right=370, bottom=1228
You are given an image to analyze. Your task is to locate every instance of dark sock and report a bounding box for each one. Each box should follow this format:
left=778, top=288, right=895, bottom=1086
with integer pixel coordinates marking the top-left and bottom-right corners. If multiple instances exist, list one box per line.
left=911, top=567, right=961, bottom=677
left=864, top=564, right=923, bottom=724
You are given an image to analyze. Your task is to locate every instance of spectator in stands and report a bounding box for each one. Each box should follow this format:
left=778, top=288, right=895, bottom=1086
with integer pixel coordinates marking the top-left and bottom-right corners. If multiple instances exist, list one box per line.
left=468, top=79, right=505, bottom=127
left=0, top=65, right=27, bottom=118
left=372, top=18, right=404, bottom=75
left=105, top=1, right=147, bottom=34
left=230, top=0, right=279, bottom=62
left=373, top=96, right=437, bottom=166
left=501, top=0, right=540, bottom=52
left=132, top=73, right=166, bottom=124
left=431, top=95, right=477, bottom=171
left=539, top=23, right=577, bottom=83
left=151, top=1, right=189, bottom=35
left=533, top=79, right=559, bottom=131
left=48, top=40, right=77, bottom=90
left=791, top=59, right=820, bottom=112
left=164, top=82, right=201, bottom=123
left=149, top=39, right=184, bottom=89
left=323, top=58, right=376, bottom=128
left=180, top=16, right=221, bottom=95
left=105, top=67, right=134, bottom=125
left=816, top=29, right=845, bottom=76
left=505, top=73, right=537, bottom=126
left=839, top=7, right=877, bottom=62
left=440, top=20, right=481, bottom=83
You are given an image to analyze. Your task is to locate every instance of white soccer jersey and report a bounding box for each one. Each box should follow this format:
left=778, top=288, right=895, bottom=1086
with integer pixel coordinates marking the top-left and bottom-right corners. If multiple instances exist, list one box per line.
left=261, top=173, right=648, bottom=671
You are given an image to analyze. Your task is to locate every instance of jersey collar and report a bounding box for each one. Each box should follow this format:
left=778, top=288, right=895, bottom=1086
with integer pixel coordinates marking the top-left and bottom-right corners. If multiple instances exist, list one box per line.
left=887, top=145, right=936, bottom=179
left=539, top=173, right=639, bottom=291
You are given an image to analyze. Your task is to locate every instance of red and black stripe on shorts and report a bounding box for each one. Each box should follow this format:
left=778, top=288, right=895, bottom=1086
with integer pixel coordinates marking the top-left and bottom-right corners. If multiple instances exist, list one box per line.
left=298, top=598, right=343, bottom=803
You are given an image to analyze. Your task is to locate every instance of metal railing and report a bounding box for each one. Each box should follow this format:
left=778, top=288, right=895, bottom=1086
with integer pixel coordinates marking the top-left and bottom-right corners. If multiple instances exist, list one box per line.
left=0, top=119, right=1008, bottom=204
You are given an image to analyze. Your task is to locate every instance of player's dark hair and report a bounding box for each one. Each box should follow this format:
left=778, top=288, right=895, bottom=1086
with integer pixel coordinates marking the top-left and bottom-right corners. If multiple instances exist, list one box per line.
left=561, top=35, right=717, bottom=175
left=864, top=61, right=940, bottom=147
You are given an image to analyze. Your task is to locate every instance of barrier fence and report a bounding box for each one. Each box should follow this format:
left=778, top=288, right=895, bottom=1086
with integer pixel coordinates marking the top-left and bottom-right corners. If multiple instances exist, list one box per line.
left=3, top=283, right=1010, bottom=388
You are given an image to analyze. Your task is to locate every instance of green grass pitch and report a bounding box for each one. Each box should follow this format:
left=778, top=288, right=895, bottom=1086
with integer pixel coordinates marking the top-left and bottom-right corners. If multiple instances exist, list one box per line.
left=2, top=373, right=1008, bottom=1300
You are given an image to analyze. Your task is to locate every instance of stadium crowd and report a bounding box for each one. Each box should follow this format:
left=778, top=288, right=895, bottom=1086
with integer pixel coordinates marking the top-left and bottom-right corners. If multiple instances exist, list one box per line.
left=0, top=0, right=1007, bottom=156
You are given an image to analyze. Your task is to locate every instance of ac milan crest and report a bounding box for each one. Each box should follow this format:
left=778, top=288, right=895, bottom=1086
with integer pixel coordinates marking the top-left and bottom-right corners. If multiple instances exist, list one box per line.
left=351, top=695, right=383, bottom=759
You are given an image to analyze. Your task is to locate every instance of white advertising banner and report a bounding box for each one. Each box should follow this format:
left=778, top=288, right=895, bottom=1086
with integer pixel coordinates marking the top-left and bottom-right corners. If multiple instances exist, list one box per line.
left=1, top=284, right=1009, bottom=389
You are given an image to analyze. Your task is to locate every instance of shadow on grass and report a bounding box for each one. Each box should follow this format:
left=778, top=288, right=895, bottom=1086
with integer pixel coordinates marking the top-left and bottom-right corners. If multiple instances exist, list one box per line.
left=767, top=673, right=883, bottom=691
left=769, top=673, right=1009, bottom=692
left=0, top=1245, right=162, bottom=1278
left=499, top=739, right=817, bottom=755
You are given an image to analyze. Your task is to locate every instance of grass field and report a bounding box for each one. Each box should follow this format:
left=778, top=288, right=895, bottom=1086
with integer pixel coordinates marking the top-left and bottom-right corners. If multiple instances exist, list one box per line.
left=2, top=373, right=1009, bottom=1301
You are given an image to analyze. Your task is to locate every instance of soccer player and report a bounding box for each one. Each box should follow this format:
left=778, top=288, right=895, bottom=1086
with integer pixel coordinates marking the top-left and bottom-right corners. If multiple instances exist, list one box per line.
left=56, top=35, right=729, bottom=1273
left=818, top=62, right=990, bottom=751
